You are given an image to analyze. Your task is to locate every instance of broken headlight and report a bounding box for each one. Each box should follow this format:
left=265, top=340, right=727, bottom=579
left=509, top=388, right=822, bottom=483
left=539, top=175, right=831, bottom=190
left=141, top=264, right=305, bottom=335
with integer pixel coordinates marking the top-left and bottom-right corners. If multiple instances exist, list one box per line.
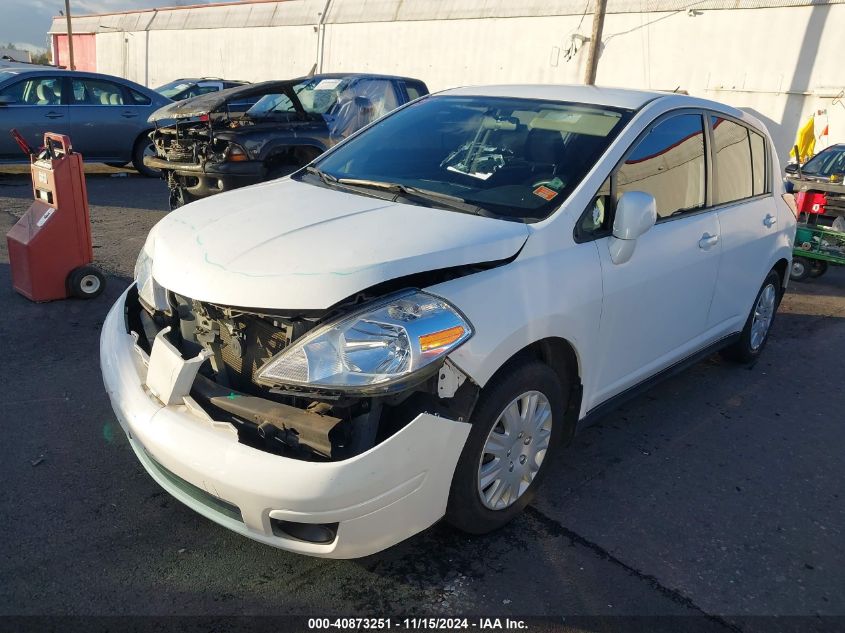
left=256, top=291, right=472, bottom=392
left=134, top=246, right=168, bottom=313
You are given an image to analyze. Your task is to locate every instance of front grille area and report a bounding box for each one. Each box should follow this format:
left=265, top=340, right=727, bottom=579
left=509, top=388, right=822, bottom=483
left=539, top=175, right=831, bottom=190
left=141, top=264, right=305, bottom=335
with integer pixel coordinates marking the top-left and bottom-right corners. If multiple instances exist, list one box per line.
left=163, top=143, right=197, bottom=163
left=216, top=311, right=294, bottom=388
left=173, top=296, right=312, bottom=394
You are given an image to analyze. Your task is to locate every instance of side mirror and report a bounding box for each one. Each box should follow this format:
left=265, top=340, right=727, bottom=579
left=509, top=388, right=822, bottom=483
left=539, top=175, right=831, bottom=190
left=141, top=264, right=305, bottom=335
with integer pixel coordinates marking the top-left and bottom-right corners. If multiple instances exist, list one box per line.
left=0, top=95, right=14, bottom=106
left=784, top=163, right=798, bottom=175
left=608, top=191, right=657, bottom=265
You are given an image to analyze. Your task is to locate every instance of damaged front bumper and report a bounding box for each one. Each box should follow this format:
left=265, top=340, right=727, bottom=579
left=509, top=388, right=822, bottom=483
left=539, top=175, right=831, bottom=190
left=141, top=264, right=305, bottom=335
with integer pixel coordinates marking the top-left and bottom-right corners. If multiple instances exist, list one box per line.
left=100, top=287, right=471, bottom=558
left=144, top=155, right=263, bottom=198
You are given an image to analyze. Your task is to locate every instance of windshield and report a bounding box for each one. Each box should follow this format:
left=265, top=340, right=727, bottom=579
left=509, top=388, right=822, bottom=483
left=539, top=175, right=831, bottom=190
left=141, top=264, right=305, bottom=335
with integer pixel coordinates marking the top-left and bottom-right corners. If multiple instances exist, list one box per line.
left=305, top=95, right=632, bottom=221
left=801, top=146, right=845, bottom=177
left=295, top=77, right=350, bottom=114
left=155, top=80, right=193, bottom=99
left=246, top=77, right=350, bottom=119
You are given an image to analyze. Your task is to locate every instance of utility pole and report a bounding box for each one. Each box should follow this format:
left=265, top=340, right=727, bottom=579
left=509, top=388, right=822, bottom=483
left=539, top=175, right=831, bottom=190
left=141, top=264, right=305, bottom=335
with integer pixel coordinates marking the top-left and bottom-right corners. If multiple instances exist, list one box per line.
left=583, top=0, right=607, bottom=85
left=64, top=0, right=76, bottom=70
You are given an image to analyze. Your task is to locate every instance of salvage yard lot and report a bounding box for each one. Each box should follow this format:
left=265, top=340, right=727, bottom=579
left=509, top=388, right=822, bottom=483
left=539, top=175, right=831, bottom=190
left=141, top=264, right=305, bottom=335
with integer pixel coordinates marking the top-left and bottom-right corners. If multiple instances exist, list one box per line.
left=1, top=167, right=843, bottom=626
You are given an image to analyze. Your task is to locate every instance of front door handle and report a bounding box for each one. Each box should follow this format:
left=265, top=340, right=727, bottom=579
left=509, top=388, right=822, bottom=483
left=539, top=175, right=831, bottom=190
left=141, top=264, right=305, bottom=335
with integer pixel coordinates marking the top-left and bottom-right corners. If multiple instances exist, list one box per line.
left=699, top=233, right=720, bottom=249
left=764, top=214, right=777, bottom=228
left=44, top=111, right=64, bottom=119
left=121, top=111, right=138, bottom=118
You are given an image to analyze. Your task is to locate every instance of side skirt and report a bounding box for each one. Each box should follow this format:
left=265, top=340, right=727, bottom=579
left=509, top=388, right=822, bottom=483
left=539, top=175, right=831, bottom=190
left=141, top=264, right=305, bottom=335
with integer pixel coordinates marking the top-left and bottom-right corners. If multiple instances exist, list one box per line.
left=577, top=333, right=741, bottom=431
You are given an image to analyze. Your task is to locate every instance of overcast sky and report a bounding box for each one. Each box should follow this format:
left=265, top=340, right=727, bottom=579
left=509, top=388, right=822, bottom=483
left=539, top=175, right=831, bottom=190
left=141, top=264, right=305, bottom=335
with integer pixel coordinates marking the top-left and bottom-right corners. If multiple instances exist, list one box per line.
left=1, top=0, right=228, bottom=52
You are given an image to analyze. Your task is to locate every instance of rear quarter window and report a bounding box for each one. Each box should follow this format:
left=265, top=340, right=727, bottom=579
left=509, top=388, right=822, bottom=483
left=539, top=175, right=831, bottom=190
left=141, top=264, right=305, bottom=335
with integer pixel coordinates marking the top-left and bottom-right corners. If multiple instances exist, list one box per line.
left=129, top=89, right=152, bottom=105
left=749, top=129, right=767, bottom=196
left=404, top=81, right=428, bottom=100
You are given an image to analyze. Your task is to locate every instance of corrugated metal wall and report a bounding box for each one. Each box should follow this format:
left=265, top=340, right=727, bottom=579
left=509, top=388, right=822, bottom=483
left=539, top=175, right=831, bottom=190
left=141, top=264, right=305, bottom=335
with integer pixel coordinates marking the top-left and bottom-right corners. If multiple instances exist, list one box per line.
left=49, top=0, right=845, bottom=158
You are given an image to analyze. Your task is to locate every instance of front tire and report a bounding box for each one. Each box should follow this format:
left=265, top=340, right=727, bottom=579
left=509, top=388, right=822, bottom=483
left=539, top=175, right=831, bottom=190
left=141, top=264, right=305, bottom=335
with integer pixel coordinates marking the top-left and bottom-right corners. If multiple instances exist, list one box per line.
left=132, top=136, right=160, bottom=178
left=721, top=270, right=781, bottom=363
left=446, top=360, right=566, bottom=534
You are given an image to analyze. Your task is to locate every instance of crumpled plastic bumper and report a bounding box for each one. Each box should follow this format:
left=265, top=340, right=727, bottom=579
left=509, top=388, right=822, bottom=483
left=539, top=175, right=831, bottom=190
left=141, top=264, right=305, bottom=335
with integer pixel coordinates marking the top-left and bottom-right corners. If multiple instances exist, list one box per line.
left=99, top=287, right=471, bottom=558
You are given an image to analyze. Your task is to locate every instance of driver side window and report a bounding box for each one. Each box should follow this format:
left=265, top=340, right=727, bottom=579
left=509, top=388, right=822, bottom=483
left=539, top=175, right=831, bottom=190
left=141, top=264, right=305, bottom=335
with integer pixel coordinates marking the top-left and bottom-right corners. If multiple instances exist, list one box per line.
left=617, top=113, right=706, bottom=220
left=0, top=77, right=63, bottom=105
left=578, top=112, right=707, bottom=241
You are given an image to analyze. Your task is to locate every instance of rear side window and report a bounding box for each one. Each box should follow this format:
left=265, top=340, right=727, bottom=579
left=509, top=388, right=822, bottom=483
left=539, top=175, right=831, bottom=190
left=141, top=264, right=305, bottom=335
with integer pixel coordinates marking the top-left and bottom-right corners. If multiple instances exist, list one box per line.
left=712, top=117, right=762, bottom=204
left=71, top=78, right=125, bottom=105
left=616, top=113, right=706, bottom=220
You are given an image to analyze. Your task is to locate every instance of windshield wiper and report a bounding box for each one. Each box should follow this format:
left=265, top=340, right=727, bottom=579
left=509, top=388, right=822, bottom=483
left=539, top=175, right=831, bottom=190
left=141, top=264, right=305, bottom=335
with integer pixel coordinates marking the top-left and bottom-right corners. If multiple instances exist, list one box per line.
left=336, top=178, right=485, bottom=215
left=304, top=165, right=338, bottom=186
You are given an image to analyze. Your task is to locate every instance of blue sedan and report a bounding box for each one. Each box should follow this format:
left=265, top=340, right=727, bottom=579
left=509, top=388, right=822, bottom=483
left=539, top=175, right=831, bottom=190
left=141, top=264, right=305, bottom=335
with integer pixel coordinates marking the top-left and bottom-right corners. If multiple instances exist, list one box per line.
left=0, top=68, right=170, bottom=176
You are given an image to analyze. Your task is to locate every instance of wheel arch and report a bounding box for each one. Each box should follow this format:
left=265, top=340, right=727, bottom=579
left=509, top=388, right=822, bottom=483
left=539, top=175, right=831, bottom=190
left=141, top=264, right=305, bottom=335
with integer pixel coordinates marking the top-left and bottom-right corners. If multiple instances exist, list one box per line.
left=262, top=143, right=326, bottom=176
left=772, top=257, right=789, bottom=289
left=133, top=128, right=154, bottom=151
left=480, top=336, right=583, bottom=444
left=259, top=139, right=326, bottom=163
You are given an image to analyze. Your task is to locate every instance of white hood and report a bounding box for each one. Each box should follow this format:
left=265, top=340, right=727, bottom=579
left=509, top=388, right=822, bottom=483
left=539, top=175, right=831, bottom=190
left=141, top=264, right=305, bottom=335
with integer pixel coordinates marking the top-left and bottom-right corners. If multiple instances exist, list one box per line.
left=149, top=178, right=529, bottom=310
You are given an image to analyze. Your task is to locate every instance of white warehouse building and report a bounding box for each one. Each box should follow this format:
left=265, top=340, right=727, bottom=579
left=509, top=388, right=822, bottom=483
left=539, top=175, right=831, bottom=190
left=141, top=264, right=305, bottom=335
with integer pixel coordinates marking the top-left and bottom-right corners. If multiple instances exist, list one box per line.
left=49, top=0, right=844, bottom=159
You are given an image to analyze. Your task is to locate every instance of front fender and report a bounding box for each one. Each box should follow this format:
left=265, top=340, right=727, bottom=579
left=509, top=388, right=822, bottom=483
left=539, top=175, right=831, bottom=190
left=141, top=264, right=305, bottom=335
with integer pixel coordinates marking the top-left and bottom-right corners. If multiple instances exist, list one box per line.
left=429, top=244, right=601, bottom=420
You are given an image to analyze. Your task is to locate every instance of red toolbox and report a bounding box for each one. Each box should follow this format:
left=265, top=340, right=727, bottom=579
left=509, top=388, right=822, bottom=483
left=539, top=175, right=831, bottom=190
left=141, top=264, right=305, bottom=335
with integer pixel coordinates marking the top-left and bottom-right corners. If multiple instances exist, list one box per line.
left=6, top=132, right=105, bottom=302
left=795, top=191, right=826, bottom=215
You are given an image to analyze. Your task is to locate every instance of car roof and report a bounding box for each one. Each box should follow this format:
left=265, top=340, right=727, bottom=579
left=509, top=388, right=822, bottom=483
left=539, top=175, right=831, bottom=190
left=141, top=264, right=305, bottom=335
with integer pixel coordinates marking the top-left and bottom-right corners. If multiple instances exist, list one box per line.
left=313, top=72, right=426, bottom=84
left=440, top=84, right=671, bottom=110
left=436, top=84, right=760, bottom=128
left=0, top=67, right=163, bottom=96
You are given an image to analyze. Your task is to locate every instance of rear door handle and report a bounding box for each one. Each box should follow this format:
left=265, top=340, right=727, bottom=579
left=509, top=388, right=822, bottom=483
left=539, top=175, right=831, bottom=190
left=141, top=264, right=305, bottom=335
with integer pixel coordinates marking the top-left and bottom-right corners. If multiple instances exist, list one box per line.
left=121, top=111, right=138, bottom=118
left=44, top=111, right=64, bottom=119
left=699, top=233, right=720, bottom=249
left=764, top=214, right=777, bottom=228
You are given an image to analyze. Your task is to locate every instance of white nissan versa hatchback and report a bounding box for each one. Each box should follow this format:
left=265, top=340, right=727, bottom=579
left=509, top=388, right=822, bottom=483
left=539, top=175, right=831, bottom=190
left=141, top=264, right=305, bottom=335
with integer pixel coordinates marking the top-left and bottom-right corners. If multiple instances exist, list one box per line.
left=100, top=85, right=796, bottom=558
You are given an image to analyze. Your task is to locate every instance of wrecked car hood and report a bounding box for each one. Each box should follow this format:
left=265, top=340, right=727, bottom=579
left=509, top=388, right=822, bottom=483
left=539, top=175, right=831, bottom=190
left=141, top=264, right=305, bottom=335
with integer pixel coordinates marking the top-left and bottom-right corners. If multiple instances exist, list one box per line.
left=148, top=178, right=529, bottom=311
left=148, top=80, right=300, bottom=122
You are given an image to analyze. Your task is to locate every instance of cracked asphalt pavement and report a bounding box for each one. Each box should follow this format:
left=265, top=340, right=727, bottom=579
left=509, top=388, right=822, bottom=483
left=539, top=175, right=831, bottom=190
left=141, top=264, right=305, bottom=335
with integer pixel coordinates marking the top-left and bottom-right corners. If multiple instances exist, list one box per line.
left=1, top=167, right=843, bottom=628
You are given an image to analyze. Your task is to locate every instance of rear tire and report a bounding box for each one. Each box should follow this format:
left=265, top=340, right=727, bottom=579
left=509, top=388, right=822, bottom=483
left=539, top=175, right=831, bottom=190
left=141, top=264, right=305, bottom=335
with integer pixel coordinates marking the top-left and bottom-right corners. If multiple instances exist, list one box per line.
left=809, top=259, right=828, bottom=278
left=132, top=135, right=159, bottom=178
left=67, top=266, right=105, bottom=299
left=446, top=360, right=566, bottom=534
left=721, top=270, right=781, bottom=363
left=790, top=257, right=811, bottom=282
